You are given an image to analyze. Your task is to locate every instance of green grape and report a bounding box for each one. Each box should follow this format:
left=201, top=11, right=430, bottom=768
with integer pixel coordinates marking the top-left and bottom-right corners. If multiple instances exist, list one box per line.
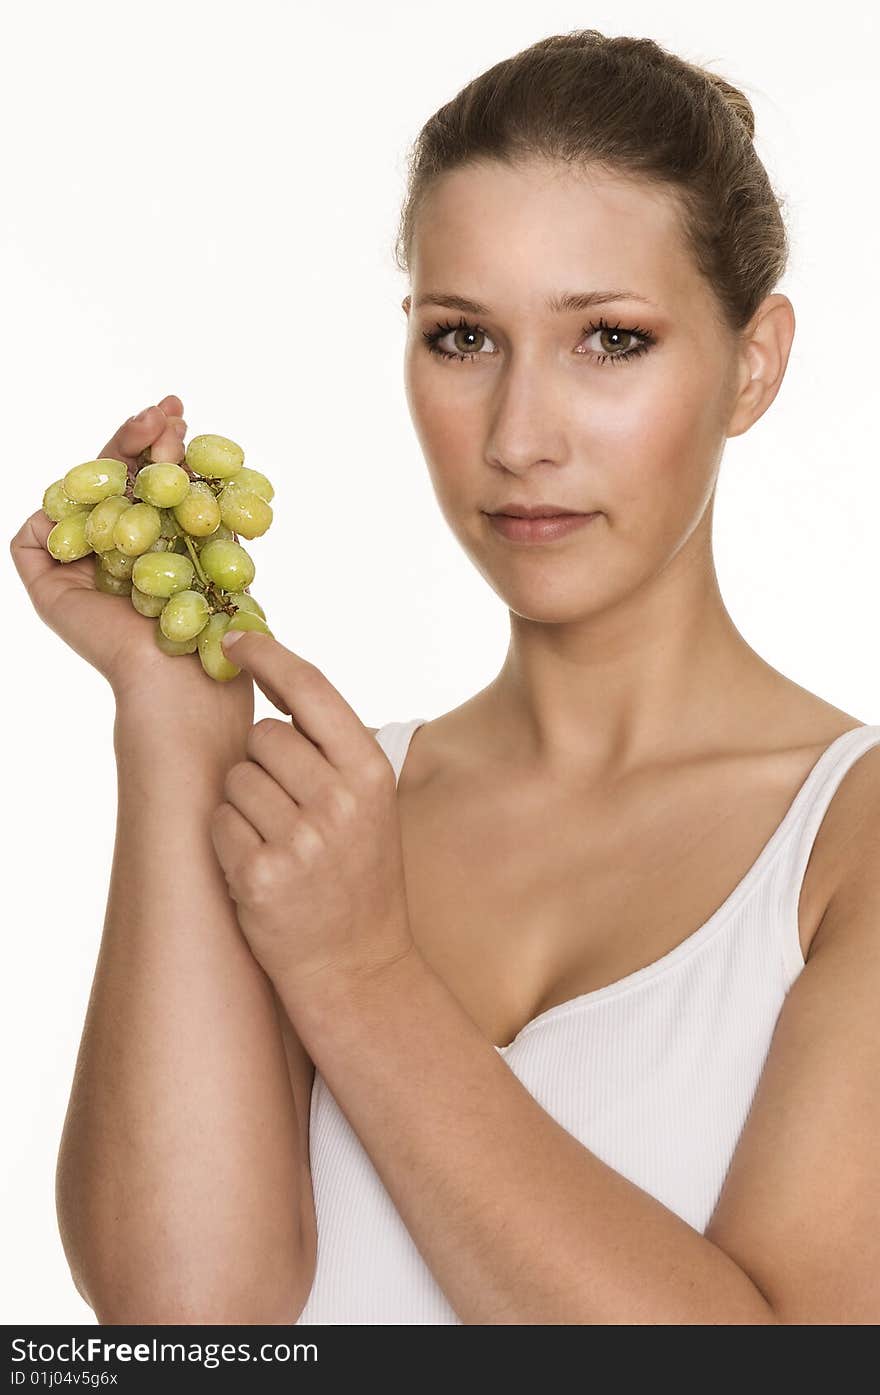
left=234, top=467, right=274, bottom=502
left=94, top=565, right=133, bottom=597
left=173, top=481, right=222, bottom=536
left=192, top=521, right=232, bottom=549
left=130, top=585, right=167, bottom=617
left=47, top=511, right=94, bottom=562
left=133, top=462, right=190, bottom=508
left=199, top=537, right=255, bottom=590
left=155, top=622, right=199, bottom=656
left=85, top=495, right=133, bottom=552
left=42, top=479, right=91, bottom=523
left=63, top=458, right=128, bottom=504
left=113, top=502, right=163, bottom=557
left=227, top=591, right=266, bottom=620
left=197, top=613, right=241, bottom=681
left=132, top=551, right=194, bottom=598
left=159, top=508, right=185, bottom=539
left=159, top=589, right=210, bottom=642
left=198, top=610, right=272, bottom=680
left=218, top=481, right=273, bottom=539
left=222, top=609, right=272, bottom=639
left=101, top=547, right=135, bottom=580
left=185, top=433, right=244, bottom=481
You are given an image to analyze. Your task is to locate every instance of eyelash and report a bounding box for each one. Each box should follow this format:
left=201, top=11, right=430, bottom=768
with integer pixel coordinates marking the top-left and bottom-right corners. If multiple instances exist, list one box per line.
left=421, top=314, right=656, bottom=367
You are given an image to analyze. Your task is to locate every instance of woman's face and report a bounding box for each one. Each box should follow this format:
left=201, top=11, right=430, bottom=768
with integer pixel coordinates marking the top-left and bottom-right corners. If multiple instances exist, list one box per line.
left=402, top=159, right=750, bottom=625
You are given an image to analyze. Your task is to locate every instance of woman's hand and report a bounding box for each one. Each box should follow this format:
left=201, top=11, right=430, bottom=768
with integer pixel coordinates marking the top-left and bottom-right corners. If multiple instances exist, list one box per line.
left=11, top=394, right=254, bottom=740
left=12, top=396, right=187, bottom=686
left=209, top=629, right=415, bottom=1006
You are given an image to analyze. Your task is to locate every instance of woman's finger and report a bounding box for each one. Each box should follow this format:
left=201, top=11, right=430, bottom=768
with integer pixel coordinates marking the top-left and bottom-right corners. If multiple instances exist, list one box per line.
left=10, top=510, right=63, bottom=594
left=245, top=718, right=338, bottom=807
left=95, top=396, right=186, bottom=468
left=220, top=632, right=372, bottom=779
left=225, top=758, right=299, bottom=842
left=210, top=799, right=264, bottom=886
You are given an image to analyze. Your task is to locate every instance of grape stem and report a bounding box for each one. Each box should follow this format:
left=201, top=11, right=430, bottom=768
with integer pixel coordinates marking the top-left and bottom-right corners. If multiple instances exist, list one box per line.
left=184, top=535, right=209, bottom=588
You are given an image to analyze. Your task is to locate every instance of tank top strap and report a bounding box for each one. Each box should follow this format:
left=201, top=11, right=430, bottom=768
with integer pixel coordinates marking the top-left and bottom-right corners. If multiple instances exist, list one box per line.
left=373, top=719, right=428, bottom=785
left=767, top=724, right=880, bottom=990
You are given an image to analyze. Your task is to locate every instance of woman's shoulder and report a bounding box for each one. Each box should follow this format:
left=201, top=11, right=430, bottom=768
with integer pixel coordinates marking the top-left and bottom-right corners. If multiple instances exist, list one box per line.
left=772, top=685, right=880, bottom=958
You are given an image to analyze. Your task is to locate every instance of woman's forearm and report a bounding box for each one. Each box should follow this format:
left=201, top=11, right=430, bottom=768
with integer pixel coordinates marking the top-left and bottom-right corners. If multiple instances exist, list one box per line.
left=55, top=702, right=306, bottom=1324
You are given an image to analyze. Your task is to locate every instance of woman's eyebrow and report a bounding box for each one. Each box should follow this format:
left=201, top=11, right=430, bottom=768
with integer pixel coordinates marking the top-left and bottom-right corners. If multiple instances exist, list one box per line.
left=414, top=289, right=659, bottom=314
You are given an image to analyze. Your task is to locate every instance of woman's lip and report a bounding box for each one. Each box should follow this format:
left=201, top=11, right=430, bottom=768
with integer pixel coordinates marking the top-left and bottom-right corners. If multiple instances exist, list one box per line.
left=485, top=511, right=601, bottom=543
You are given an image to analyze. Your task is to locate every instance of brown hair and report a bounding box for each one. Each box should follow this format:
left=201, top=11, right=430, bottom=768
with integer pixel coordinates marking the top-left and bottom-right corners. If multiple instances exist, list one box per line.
left=394, top=30, right=790, bottom=341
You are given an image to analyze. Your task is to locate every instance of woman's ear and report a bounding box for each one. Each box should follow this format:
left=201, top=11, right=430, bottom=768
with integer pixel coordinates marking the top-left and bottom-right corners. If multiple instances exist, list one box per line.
left=725, top=293, right=796, bottom=440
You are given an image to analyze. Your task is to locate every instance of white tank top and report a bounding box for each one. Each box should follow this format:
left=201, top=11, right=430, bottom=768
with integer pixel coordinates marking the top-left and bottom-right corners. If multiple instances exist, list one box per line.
left=297, top=718, right=880, bottom=1325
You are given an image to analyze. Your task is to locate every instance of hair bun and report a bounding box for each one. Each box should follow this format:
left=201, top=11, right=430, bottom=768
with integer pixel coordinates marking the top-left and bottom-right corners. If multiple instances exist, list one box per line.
left=700, top=70, right=756, bottom=140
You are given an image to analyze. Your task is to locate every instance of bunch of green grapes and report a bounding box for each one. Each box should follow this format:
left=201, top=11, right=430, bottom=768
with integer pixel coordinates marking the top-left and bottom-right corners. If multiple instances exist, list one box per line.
left=41, top=433, right=275, bottom=681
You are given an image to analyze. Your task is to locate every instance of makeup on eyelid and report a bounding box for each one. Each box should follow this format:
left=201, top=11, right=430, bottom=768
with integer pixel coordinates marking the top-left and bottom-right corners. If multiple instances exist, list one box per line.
left=420, top=314, right=657, bottom=366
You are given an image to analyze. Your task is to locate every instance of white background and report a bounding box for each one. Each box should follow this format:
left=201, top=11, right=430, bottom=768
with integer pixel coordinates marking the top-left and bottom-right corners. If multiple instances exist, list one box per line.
left=2, top=0, right=877, bottom=1323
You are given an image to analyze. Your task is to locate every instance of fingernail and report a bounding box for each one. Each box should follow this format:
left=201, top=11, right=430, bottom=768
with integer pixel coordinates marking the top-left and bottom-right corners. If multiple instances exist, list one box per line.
left=134, top=407, right=152, bottom=422
left=174, top=422, right=186, bottom=438
left=222, top=630, right=246, bottom=650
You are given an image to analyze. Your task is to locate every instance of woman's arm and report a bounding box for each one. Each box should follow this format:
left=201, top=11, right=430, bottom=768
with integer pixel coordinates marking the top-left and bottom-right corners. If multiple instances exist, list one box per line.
left=283, top=889, right=880, bottom=1325
left=55, top=700, right=311, bottom=1324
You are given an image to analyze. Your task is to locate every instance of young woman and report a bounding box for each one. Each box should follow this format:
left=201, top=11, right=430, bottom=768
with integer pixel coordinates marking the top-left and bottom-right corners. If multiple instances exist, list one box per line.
left=13, top=30, right=880, bottom=1326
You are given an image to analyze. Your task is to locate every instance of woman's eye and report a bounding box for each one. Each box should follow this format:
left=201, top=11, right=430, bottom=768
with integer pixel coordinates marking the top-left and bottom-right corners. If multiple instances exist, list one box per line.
left=578, top=325, right=639, bottom=358
left=425, top=323, right=496, bottom=360
left=422, top=316, right=655, bottom=366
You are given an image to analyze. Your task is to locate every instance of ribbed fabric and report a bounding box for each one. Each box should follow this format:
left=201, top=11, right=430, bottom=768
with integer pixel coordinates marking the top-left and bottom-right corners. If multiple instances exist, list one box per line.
left=296, top=718, right=880, bottom=1325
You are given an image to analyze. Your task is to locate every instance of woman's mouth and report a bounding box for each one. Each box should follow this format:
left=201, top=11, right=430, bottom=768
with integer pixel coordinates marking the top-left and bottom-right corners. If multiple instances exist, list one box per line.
left=484, top=512, right=602, bottom=543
